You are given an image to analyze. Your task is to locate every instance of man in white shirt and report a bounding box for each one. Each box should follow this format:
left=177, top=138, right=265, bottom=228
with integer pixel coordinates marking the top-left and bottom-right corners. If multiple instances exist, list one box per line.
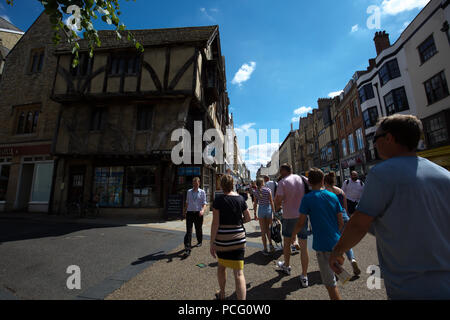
left=183, top=177, right=207, bottom=256
left=341, top=171, right=364, bottom=215
left=264, top=175, right=277, bottom=198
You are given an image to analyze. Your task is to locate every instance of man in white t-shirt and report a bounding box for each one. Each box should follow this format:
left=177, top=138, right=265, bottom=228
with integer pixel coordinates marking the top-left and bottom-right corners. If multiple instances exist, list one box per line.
left=264, top=175, right=277, bottom=198
left=341, top=171, right=364, bottom=215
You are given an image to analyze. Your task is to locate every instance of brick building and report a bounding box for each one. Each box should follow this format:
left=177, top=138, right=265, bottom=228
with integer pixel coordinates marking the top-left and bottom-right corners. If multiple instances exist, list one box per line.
left=336, top=74, right=367, bottom=181
left=0, top=13, right=61, bottom=212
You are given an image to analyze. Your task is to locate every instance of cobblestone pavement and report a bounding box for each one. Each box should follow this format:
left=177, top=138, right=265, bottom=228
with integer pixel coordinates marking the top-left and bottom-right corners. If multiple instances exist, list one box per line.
left=107, top=201, right=387, bottom=300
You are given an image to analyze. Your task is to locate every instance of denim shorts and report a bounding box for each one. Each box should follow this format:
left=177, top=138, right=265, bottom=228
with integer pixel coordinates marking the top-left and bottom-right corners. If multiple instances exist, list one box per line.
left=281, top=217, right=309, bottom=240
left=257, top=204, right=273, bottom=219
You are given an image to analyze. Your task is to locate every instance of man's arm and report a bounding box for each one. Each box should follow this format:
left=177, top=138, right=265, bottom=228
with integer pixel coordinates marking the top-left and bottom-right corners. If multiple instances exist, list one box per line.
left=274, top=194, right=283, bottom=213
left=330, top=210, right=374, bottom=272
left=199, top=191, right=207, bottom=216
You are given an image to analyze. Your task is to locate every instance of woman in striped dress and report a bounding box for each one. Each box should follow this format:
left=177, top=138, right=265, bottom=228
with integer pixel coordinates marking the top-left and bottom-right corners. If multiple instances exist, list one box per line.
left=210, top=175, right=251, bottom=300
left=253, top=178, right=276, bottom=255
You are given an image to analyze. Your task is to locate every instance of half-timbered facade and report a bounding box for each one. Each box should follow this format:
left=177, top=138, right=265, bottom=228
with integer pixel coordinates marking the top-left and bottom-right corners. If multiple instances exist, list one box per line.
left=50, top=26, right=230, bottom=217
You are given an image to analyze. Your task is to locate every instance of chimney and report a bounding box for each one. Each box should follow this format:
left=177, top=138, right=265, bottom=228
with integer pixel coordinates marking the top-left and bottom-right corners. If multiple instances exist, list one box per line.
left=291, top=123, right=294, bottom=132
left=368, top=58, right=376, bottom=71
left=373, top=31, right=391, bottom=56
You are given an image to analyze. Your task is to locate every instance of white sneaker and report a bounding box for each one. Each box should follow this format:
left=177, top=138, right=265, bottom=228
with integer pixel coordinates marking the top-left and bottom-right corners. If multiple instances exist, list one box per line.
left=299, top=275, right=309, bottom=288
left=276, top=261, right=291, bottom=275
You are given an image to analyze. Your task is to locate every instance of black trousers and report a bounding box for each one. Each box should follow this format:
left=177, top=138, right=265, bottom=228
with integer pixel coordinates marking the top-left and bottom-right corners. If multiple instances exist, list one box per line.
left=347, top=199, right=358, bottom=216
left=184, top=211, right=203, bottom=249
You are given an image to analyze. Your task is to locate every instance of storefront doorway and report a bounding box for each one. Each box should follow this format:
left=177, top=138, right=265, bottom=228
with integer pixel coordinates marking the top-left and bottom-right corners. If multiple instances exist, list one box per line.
left=15, top=156, right=54, bottom=212
left=68, top=166, right=86, bottom=203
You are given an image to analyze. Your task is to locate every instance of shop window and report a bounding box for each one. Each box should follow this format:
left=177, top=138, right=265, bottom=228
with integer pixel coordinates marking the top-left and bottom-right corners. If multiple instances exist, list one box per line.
left=124, top=166, right=159, bottom=208
left=136, top=105, right=154, bottom=131
left=0, top=164, right=10, bottom=201
left=16, top=109, right=40, bottom=135
left=384, top=87, right=409, bottom=116
left=424, top=71, right=449, bottom=105
left=379, top=59, right=401, bottom=87
left=30, top=163, right=54, bottom=202
left=29, top=48, right=44, bottom=74
left=93, top=167, right=124, bottom=207
left=418, top=35, right=437, bottom=64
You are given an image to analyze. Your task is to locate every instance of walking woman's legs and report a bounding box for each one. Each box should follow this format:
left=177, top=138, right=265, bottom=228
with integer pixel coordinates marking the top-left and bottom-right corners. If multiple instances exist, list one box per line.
left=265, top=218, right=273, bottom=246
left=217, top=265, right=226, bottom=298
left=233, top=269, right=246, bottom=300
left=258, top=218, right=267, bottom=250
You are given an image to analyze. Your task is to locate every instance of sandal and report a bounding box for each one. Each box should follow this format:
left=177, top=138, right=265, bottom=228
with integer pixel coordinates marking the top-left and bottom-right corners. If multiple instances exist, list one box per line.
left=215, top=290, right=225, bottom=300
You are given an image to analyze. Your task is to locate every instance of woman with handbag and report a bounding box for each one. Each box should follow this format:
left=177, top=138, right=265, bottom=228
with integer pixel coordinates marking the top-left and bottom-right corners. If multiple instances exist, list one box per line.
left=210, top=175, right=252, bottom=300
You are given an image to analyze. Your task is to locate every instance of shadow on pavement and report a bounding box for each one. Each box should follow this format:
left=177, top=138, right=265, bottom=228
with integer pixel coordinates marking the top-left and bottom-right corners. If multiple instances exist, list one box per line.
left=0, top=217, right=125, bottom=244
left=131, top=249, right=189, bottom=265
left=242, top=271, right=322, bottom=300
left=245, top=250, right=284, bottom=266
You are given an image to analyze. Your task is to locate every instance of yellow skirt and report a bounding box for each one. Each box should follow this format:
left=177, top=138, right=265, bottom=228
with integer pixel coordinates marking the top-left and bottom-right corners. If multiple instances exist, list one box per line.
left=218, top=258, right=244, bottom=270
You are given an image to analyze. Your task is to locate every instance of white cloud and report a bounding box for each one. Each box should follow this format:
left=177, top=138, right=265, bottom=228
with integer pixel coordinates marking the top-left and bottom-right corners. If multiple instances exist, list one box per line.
left=234, top=123, right=280, bottom=178
left=381, top=0, right=430, bottom=15
left=293, top=106, right=313, bottom=116
left=328, top=90, right=343, bottom=98
left=232, top=61, right=256, bottom=86
left=200, top=7, right=215, bottom=22
left=351, top=24, right=359, bottom=33
left=234, top=122, right=256, bottom=133
left=241, top=143, right=280, bottom=178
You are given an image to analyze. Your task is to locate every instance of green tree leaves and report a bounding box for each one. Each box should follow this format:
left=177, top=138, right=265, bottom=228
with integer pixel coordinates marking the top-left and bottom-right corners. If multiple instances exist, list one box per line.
left=5, top=0, right=144, bottom=66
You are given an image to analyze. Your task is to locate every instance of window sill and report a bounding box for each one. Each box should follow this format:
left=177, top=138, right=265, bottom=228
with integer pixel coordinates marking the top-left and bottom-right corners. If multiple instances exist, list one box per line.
left=419, top=51, right=438, bottom=67
left=427, top=93, right=450, bottom=107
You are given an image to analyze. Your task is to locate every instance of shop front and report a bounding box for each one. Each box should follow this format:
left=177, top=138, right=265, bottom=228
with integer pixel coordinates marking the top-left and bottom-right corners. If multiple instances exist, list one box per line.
left=64, top=159, right=164, bottom=211
left=0, top=144, right=54, bottom=213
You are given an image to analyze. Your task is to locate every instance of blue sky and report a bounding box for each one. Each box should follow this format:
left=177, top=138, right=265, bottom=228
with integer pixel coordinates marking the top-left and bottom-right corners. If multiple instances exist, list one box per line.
left=0, top=0, right=430, bottom=177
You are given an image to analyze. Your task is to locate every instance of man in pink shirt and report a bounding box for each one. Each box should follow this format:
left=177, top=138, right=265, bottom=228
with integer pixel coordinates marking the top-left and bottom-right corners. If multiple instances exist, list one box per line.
left=274, top=163, right=310, bottom=287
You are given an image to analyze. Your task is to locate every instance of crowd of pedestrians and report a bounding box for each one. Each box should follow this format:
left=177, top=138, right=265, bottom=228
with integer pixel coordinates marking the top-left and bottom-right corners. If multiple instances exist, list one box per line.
left=182, top=114, right=450, bottom=300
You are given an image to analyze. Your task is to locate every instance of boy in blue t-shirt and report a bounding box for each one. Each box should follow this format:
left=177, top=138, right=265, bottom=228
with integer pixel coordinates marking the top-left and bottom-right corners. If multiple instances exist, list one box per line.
left=291, top=168, right=345, bottom=300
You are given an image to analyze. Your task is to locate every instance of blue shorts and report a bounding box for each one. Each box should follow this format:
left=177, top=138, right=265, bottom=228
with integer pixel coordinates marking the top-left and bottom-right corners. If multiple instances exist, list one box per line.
left=257, top=204, right=273, bottom=219
left=282, top=217, right=309, bottom=240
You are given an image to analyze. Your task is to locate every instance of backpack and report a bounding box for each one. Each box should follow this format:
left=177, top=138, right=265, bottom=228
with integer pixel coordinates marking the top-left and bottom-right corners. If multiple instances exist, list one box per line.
left=301, top=176, right=311, bottom=194
left=270, top=219, right=282, bottom=245
left=345, top=179, right=364, bottom=187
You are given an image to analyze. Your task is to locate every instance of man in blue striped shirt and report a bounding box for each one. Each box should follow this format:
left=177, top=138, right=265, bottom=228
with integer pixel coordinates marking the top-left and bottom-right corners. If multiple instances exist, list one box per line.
left=183, top=177, right=207, bottom=256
